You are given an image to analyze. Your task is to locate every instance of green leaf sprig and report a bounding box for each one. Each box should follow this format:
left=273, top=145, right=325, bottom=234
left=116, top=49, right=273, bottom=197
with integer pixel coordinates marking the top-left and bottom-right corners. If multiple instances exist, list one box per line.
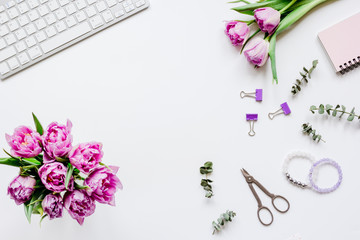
left=291, top=60, right=318, bottom=95
left=212, top=210, right=236, bottom=235
left=310, top=104, right=359, bottom=121
left=200, top=161, right=213, bottom=198
left=302, top=123, right=325, bottom=143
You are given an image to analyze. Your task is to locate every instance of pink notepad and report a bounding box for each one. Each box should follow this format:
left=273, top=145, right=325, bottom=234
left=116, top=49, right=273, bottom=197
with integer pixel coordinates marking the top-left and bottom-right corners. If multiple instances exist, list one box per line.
left=318, top=12, right=360, bottom=74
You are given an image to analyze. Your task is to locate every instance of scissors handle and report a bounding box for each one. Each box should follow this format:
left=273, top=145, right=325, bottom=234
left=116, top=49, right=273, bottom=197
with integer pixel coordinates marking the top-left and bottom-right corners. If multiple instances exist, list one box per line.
left=271, top=195, right=290, bottom=213
left=257, top=206, right=274, bottom=226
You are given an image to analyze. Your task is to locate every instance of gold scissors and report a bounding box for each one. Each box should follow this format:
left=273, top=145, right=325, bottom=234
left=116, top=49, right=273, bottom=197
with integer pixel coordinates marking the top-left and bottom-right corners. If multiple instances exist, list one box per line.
left=241, top=168, right=290, bottom=226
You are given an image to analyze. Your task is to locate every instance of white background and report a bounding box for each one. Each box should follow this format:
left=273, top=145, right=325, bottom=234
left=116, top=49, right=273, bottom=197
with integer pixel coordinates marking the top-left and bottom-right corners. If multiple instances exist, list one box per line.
left=0, top=0, right=360, bottom=239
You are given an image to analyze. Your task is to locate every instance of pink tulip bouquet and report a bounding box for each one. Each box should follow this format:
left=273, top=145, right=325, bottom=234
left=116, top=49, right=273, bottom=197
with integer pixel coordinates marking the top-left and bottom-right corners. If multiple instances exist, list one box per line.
left=1, top=114, right=123, bottom=225
left=225, top=0, right=333, bottom=83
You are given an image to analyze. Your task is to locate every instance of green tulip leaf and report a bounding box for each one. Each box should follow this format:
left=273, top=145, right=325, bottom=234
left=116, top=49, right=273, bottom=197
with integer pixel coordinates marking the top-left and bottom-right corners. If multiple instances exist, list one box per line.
left=32, top=113, right=44, bottom=135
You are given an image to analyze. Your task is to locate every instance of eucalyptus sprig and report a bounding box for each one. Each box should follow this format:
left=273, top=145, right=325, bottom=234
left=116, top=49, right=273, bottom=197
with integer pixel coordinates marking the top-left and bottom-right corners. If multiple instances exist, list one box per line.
left=291, top=60, right=318, bottom=95
left=200, top=161, right=213, bottom=198
left=302, top=123, right=325, bottom=143
left=310, top=104, right=360, bottom=121
left=212, top=210, right=236, bottom=235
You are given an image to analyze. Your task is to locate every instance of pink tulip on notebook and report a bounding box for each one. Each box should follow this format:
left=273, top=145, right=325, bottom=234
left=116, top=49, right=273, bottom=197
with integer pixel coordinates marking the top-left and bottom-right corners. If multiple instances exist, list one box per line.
left=318, top=12, right=360, bottom=74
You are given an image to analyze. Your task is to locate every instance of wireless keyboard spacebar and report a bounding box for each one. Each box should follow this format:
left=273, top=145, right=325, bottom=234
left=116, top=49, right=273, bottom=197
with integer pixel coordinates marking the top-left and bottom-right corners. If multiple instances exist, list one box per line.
left=41, top=22, right=92, bottom=54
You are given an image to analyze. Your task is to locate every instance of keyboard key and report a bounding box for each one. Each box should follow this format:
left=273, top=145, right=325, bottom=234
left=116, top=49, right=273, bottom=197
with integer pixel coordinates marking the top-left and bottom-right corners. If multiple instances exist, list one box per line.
left=38, top=5, right=49, bottom=16
left=55, top=21, right=66, bottom=32
left=85, top=6, right=96, bottom=17
left=96, top=1, right=107, bottom=12
left=106, top=0, right=117, bottom=7
left=35, top=31, right=47, bottom=42
left=0, top=63, right=10, bottom=75
left=45, top=13, right=56, bottom=24
left=15, top=41, right=26, bottom=52
left=17, top=2, right=29, bottom=14
left=114, top=10, right=124, bottom=18
left=14, top=28, right=27, bottom=40
left=87, top=0, right=97, bottom=5
left=7, top=57, right=19, bottom=69
left=5, top=1, right=16, bottom=8
left=27, top=46, right=42, bottom=59
left=102, top=10, right=113, bottom=23
left=0, top=46, right=16, bottom=62
left=5, top=33, right=17, bottom=45
left=25, top=23, right=37, bottom=35
left=0, top=25, right=9, bottom=36
left=65, top=3, right=76, bottom=15
left=7, top=7, right=19, bottom=19
left=28, top=10, right=39, bottom=21
left=48, top=0, right=59, bottom=11
left=17, top=15, right=29, bottom=26
left=90, top=15, right=104, bottom=29
left=58, top=0, right=70, bottom=6
left=125, top=4, right=135, bottom=12
left=0, top=5, right=5, bottom=12
left=135, top=0, right=145, bottom=7
left=35, top=18, right=47, bottom=30
left=45, top=26, right=56, bottom=37
left=8, top=20, right=19, bottom=31
left=25, top=36, right=37, bottom=47
left=41, top=22, right=91, bottom=53
left=18, top=52, right=30, bottom=65
left=28, top=0, right=39, bottom=9
left=75, top=11, right=86, bottom=22
left=55, top=8, right=66, bottom=19
left=65, top=16, right=77, bottom=27
left=0, top=39, right=6, bottom=50
left=0, top=12, right=9, bottom=24
left=75, top=0, right=87, bottom=10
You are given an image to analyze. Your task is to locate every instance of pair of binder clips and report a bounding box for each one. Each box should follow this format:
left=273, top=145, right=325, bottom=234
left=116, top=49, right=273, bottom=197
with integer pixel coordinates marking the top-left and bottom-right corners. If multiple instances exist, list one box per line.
left=241, top=89, right=291, bottom=136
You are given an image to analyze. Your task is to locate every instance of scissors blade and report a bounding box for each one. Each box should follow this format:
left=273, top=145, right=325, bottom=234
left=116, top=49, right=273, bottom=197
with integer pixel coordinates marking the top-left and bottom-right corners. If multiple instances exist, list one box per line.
left=241, top=168, right=251, bottom=179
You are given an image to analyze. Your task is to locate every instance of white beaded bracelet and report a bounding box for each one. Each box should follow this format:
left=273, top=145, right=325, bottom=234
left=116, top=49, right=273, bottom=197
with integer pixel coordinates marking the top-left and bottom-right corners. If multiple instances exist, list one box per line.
left=283, top=151, right=318, bottom=189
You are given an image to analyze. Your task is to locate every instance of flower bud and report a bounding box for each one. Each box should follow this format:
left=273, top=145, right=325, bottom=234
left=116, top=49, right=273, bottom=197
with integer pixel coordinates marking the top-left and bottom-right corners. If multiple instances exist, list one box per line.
left=42, top=193, right=64, bottom=219
left=225, top=21, right=250, bottom=46
left=243, top=37, right=269, bottom=67
left=254, top=7, right=280, bottom=34
left=8, top=175, right=36, bottom=205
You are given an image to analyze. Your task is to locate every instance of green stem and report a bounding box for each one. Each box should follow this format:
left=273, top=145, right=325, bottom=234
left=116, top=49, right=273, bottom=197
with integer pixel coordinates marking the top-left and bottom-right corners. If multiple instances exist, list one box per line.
left=279, top=0, right=298, bottom=14
left=235, top=19, right=255, bottom=25
left=240, top=29, right=261, bottom=54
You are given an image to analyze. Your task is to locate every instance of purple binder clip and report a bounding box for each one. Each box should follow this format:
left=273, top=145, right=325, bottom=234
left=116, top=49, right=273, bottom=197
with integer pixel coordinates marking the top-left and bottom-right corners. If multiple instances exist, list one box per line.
left=268, top=102, right=291, bottom=120
left=246, top=114, right=258, bottom=136
left=240, top=89, right=263, bottom=102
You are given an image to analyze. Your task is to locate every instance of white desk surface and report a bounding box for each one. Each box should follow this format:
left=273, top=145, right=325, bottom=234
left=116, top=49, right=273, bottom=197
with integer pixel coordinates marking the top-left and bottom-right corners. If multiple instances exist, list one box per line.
left=1, top=1, right=360, bottom=239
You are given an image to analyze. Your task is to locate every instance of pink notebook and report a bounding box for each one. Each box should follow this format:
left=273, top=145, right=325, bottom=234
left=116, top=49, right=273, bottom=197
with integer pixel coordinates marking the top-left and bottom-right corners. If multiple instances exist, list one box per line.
left=318, top=12, right=360, bottom=74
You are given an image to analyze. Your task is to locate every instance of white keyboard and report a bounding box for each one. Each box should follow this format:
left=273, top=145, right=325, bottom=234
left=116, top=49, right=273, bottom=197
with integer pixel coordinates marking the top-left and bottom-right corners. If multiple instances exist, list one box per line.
left=0, top=0, right=149, bottom=79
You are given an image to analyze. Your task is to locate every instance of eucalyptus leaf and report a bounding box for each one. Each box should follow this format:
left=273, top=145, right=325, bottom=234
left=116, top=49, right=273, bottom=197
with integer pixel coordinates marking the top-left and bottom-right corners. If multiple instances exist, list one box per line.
left=291, top=59, right=318, bottom=95
left=302, top=123, right=325, bottom=143
left=212, top=210, right=236, bottom=234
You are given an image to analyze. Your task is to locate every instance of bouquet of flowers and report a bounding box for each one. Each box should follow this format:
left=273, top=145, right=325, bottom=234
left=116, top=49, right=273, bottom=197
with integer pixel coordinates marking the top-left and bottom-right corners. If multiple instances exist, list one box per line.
left=1, top=114, right=123, bottom=225
left=225, top=0, right=333, bottom=83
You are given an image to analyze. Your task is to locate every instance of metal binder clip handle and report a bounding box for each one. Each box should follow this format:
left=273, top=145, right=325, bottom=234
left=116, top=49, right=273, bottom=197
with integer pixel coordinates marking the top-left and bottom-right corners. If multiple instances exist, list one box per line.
left=240, top=89, right=263, bottom=101
left=268, top=102, right=291, bottom=120
left=246, top=114, right=258, bottom=136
